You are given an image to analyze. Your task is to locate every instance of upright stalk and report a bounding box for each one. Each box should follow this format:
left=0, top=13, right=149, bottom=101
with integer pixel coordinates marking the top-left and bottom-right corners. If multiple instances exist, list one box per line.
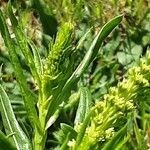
left=34, top=85, right=48, bottom=150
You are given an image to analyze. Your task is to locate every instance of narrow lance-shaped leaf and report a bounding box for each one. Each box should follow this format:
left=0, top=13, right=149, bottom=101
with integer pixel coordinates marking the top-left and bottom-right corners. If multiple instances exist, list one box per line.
left=64, top=15, right=123, bottom=88
left=134, top=124, right=142, bottom=146
left=45, top=109, right=60, bottom=130
left=27, top=38, right=43, bottom=97
left=74, top=87, right=92, bottom=125
left=47, top=15, right=123, bottom=118
left=0, top=9, right=41, bottom=132
left=76, top=27, right=92, bottom=50
left=7, top=3, right=41, bottom=86
left=73, top=107, right=96, bottom=150
left=0, top=85, right=32, bottom=150
left=27, top=39, right=43, bottom=77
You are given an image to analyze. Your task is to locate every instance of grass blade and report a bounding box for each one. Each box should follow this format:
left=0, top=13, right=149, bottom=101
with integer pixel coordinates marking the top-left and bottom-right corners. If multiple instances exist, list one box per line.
left=0, top=85, right=32, bottom=150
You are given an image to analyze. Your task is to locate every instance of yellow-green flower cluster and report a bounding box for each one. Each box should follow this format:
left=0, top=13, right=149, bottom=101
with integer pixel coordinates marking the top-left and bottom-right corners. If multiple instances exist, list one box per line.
left=40, top=22, right=74, bottom=100
left=44, top=22, right=73, bottom=78
left=73, top=51, right=150, bottom=150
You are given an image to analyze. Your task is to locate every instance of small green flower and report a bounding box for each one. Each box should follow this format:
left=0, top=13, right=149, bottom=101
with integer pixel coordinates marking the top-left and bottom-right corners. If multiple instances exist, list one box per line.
left=44, top=22, right=73, bottom=78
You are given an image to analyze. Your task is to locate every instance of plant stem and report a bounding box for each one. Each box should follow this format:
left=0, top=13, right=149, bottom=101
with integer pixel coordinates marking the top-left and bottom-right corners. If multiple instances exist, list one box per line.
left=34, top=117, right=47, bottom=150
left=34, top=95, right=48, bottom=150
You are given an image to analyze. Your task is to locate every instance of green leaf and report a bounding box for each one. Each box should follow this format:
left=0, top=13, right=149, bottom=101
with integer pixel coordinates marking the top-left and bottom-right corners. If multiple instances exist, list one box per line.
left=59, top=133, right=70, bottom=150
left=131, top=45, right=142, bottom=59
left=7, top=3, right=41, bottom=86
left=74, top=87, right=92, bottom=125
left=117, top=52, right=132, bottom=65
left=28, top=39, right=43, bottom=77
left=74, top=107, right=96, bottom=150
left=134, top=124, right=142, bottom=147
left=0, top=9, right=41, bottom=133
left=0, top=85, right=32, bottom=150
left=55, top=123, right=77, bottom=150
left=45, top=109, right=60, bottom=130
left=70, top=15, right=123, bottom=79
left=60, top=123, right=77, bottom=140
left=76, top=27, right=92, bottom=50
left=102, top=124, right=127, bottom=150
left=46, top=92, right=80, bottom=130
left=0, top=130, right=16, bottom=150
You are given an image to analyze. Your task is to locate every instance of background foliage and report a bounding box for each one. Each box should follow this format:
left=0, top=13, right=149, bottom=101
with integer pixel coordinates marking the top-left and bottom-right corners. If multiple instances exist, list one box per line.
left=0, top=0, right=150, bottom=150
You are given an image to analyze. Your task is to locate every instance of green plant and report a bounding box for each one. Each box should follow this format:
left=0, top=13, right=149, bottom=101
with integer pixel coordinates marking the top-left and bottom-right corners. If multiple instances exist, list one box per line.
left=0, top=2, right=122, bottom=150
left=71, top=50, right=150, bottom=150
